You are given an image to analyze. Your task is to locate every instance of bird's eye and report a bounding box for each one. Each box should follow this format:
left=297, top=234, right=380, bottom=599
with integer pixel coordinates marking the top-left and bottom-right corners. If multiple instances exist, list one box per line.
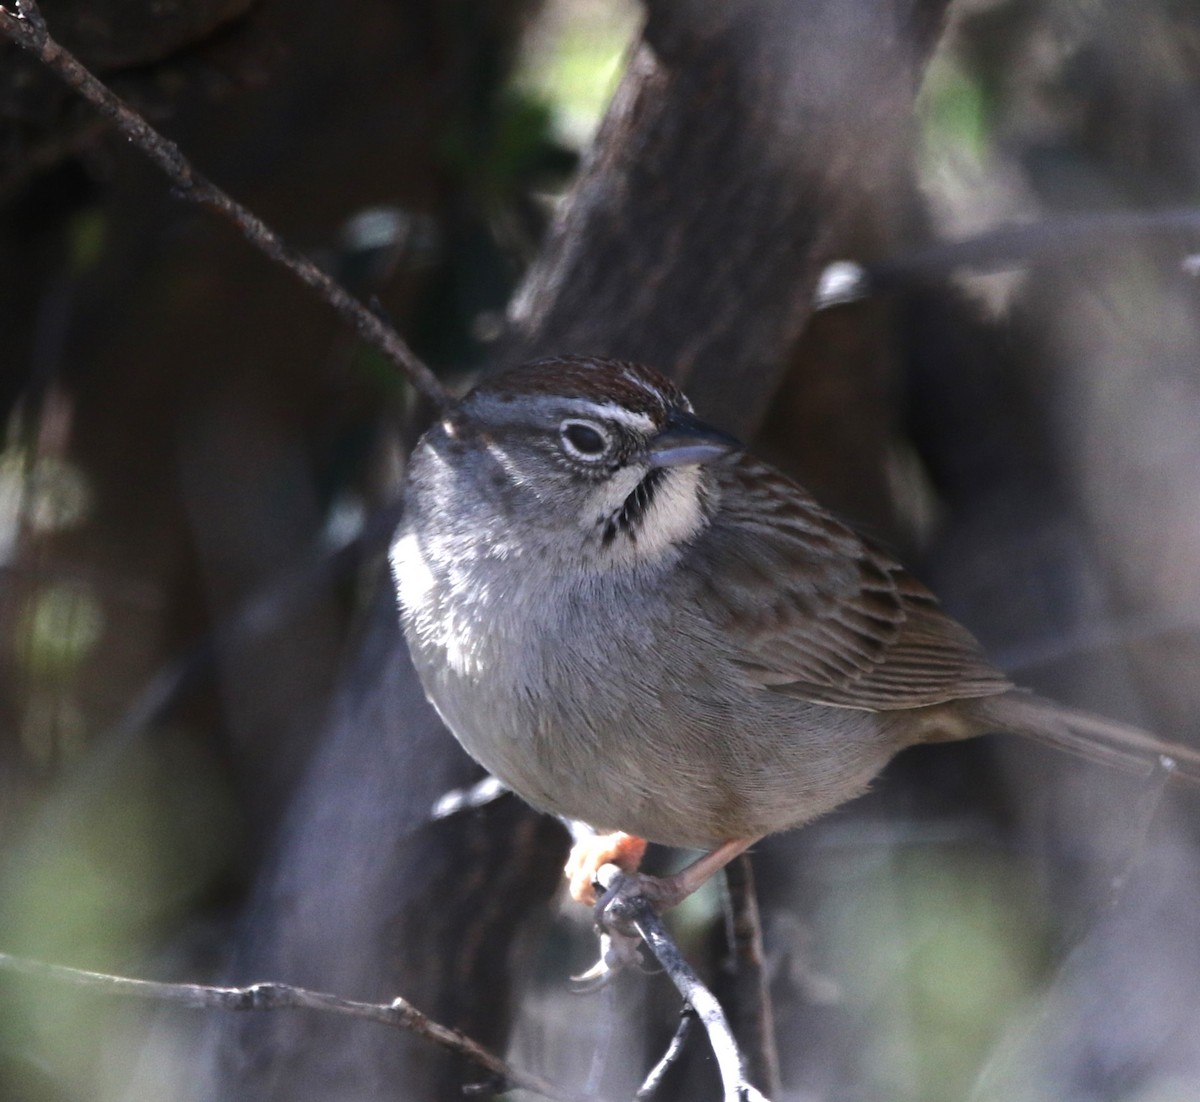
left=559, top=420, right=612, bottom=461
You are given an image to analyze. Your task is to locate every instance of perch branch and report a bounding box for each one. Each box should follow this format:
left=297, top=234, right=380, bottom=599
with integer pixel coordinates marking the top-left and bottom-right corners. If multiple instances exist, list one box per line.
left=0, top=0, right=448, bottom=409
left=0, top=950, right=594, bottom=1102
left=596, top=866, right=771, bottom=1102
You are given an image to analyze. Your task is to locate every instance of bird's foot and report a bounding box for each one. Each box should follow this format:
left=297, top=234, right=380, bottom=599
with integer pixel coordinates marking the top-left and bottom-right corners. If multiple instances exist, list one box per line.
left=570, top=863, right=660, bottom=990
left=570, top=838, right=762, bottom=988
left=565, top=830, right=648, bottom=905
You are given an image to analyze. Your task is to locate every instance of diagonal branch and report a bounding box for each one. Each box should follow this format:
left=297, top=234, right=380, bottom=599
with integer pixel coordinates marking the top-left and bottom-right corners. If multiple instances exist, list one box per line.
left=0, top=0, right=449, bottom=409
left=0, top=950, right=596, bottom=1102
left=633, top=906, right=769, bottom=1102
left=596, top=867, right=772, bottom=1102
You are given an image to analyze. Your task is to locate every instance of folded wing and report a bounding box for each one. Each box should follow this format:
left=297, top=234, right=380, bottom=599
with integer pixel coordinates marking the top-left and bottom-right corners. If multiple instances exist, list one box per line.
left=689, top=458, right=1012, bottom=711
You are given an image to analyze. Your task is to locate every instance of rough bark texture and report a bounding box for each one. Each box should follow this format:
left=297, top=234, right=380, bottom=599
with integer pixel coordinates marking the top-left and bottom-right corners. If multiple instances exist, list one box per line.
left=507, top=0, right=946, bottom=439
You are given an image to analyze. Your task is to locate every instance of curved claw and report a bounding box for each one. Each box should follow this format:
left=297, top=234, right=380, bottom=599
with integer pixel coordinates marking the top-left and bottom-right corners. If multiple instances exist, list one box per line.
left=569, top=955, right=618, bottom=994
left=569, top=928, right=644, bottom=993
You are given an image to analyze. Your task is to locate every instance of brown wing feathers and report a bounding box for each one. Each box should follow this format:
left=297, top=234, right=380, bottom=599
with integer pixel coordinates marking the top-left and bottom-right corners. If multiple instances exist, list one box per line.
left=699, top=459, right=1012, bottom=712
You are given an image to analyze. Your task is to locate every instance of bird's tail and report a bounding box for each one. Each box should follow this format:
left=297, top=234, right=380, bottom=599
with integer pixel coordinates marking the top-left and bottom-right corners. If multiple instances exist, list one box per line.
left=976, top=692, right=1200, bottom=787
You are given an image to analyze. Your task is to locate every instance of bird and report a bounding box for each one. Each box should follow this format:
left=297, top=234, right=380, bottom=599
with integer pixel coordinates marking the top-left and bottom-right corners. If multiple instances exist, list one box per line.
left=391, top=354, right=1200, bottom=911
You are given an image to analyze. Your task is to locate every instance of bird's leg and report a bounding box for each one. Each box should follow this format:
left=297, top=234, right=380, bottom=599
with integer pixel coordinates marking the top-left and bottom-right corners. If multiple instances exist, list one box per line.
left=628, top=838, right=759, bottom=912
left=569, top=833, right=760, bottom=911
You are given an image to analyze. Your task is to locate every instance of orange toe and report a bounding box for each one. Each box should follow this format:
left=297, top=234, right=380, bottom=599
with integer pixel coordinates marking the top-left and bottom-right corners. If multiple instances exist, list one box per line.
left=565, top=831, right=648, bottom=905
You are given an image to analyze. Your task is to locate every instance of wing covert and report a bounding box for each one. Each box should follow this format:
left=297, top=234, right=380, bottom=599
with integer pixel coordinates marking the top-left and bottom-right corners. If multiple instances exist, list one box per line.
left=687, top=458, right=1012, bottom=711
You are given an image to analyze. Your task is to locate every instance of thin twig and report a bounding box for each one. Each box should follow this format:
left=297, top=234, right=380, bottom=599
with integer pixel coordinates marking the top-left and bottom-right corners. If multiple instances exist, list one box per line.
left=0, top=0, right=449, bottom=409
left=815, top=207, right=1200, bottom=308
left=0, top=950, right=594, bottom=1102
left=721, top=855, right=781, bottom=1099
left=636, top=1009, right=697, bottom=1100
left=634, top=907, right=769, bottom=1102
left=596, top=868, right=771, bottom=1102
left=1104, top=755, right=1174, bottom=911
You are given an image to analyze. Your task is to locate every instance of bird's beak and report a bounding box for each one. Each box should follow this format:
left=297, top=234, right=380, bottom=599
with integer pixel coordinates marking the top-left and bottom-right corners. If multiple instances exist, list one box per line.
left=648, top=410, right=743, bottom=468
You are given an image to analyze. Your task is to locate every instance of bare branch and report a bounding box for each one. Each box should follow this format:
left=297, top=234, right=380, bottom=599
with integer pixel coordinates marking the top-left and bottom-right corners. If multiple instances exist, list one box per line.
left=595, top=867, right=772, bottom=1102
left=0, top=950, right=593, bottom=1102
left=636, top=1009, right=697, bottom=1100
left=721, top=856, right=781, bottom=1099
left=815, top=207, right=1200, bottom=307
left=0, top=0, right=449, bottom=409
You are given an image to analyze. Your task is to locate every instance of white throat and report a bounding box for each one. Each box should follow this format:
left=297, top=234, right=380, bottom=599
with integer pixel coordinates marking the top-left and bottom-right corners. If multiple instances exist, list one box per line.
left=586, top=463, right=709, bottom=567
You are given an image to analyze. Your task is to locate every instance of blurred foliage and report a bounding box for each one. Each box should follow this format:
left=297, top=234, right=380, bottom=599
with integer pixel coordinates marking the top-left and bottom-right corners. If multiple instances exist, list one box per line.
left=66, top=211, right=106, bottom=276
left=919, top=56, right=992, bottom=172
left=515, top=0, right=639, bottom=147
left=0, top=449, right=91, bottom=554
left=816, top=843, right=1048, bottom=1102
left=17, top=584, right=103, bottom=682
left=0, top=730, right=237, bottom=1099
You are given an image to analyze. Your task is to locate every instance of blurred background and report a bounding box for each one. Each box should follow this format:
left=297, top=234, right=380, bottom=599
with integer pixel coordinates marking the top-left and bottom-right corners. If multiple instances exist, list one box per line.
left=1, top=0, right=1200, bottom=1099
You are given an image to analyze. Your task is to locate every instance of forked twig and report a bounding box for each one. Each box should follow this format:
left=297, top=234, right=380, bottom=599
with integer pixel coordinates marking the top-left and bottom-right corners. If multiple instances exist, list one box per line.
left=636, top=1008, right=697, bottom=1100
left=596, top=866, right=772, bottom=1102
left=0, top=0, right=449, bottom=409
left=0, top=950, right=596, bottom=1102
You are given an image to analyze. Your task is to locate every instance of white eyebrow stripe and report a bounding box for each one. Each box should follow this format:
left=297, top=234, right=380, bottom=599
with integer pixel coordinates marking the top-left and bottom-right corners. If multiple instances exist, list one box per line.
left=560, top=399, right=657, bottom=433
left=616, top=366, right=691, bottom=414
left=620, top=368, right=665, bottom=400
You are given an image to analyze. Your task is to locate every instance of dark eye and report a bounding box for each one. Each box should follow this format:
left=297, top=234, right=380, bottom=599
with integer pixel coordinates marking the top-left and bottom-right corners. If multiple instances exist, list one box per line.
left=559, top=419, right=611, bottom=461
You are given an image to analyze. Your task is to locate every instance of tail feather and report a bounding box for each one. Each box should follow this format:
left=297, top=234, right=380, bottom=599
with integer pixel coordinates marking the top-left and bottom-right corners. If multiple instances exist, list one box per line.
left=976, top=693, right=1200, bottom=787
